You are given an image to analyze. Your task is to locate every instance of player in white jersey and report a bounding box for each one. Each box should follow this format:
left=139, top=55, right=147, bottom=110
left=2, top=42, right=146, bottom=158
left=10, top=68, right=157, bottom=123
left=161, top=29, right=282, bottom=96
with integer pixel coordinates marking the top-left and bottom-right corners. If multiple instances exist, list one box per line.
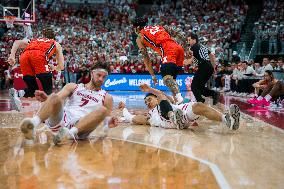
left=119, top=84, right=240, bottom=130
left=19, top=62, right=118, bottom=145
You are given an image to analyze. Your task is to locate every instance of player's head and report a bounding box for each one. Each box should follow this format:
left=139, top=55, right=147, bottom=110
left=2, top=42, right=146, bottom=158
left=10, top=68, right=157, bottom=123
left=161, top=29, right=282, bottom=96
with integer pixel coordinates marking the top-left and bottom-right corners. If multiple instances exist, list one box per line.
left=42, top=27, right=55, bottom=39
left=264, top=70, right=274, bottom=82
left=132, top=17, right=147, bottom=34
left=187, top=32, right=199, bottom=46
left=91, top=62, right=110, bottom=88
left=144, top=93, right=158, bottom=109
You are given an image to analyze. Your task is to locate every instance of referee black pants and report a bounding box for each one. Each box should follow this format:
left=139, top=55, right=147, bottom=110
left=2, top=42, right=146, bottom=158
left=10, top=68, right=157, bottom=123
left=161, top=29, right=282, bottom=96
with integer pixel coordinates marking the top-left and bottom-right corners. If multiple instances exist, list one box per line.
left=191, top=62, right=216, bottom=103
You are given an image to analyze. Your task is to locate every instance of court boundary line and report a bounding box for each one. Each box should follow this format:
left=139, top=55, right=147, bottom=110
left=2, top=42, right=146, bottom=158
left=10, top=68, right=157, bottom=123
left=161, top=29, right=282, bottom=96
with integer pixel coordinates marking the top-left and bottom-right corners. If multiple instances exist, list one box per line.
left=107, top=136, right=231, bottom=189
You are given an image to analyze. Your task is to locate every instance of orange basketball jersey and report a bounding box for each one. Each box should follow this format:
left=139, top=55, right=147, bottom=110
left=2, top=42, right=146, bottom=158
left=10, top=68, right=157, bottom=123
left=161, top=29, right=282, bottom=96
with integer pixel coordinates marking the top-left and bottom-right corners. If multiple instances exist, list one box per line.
left=140, top=25, right=174, bottom=56
left=25, top=38, right=57, bottom=61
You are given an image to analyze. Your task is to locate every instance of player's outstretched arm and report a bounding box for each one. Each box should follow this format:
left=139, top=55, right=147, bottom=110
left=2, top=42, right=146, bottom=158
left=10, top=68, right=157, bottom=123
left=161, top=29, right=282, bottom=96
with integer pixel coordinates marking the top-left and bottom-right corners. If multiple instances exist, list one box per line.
left=8, top=39, right=29, bottom=65
left=139, top=83, right=174, bottom=103
left=136, top=36, right=158, bottom=85
left=118, top=101, right=149, bottom=125
left=55, top=42, right=64, bottom=71
left=104, top=94, right=114, bottom=116
left=56, top=83, right=77, bottom=102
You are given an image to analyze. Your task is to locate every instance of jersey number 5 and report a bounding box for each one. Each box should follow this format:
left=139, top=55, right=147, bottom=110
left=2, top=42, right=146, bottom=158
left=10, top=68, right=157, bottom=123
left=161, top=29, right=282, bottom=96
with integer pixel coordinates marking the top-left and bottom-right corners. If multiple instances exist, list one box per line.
left=79, top=98, right=89, bottom=107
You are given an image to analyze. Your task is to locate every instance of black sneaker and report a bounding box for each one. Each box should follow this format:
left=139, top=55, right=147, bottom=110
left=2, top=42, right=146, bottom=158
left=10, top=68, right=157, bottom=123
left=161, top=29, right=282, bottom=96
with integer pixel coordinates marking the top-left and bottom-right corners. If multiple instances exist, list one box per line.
left=213, top=92, right=220, bottom=105
left=229, top=104, right=240, bottom=130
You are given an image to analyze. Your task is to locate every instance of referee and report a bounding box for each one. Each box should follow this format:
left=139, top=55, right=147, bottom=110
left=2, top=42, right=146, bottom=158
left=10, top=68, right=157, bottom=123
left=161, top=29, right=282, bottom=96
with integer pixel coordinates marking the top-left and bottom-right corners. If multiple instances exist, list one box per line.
left=184, top=33, right=219, bottom=105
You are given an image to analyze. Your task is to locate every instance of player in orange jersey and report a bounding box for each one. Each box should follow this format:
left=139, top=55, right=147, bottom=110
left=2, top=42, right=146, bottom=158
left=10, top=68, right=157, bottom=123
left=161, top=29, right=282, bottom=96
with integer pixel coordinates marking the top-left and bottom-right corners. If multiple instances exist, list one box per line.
left=133, top=17, right=184, bottom=104
left=7, top=27, right=64, bottom=111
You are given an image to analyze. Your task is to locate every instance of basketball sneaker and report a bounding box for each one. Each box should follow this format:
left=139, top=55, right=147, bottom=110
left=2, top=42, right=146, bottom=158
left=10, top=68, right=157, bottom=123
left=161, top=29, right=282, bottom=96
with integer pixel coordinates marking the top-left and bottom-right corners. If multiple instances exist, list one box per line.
left=169, top=109, right=184, bottom=130
left=20, top=118, right=36, bottom=140
left=9, top=88, right=22, bottom=111
left=224, top=113, right=232, bottom=129
left=53, top=127, right=77, bottom=145
left=229, top=104, right=240, bottom=130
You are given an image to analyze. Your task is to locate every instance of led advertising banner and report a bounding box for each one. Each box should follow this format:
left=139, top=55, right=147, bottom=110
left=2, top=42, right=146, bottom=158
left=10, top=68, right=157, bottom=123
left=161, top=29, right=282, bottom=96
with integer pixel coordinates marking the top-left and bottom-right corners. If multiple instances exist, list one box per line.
left=102, top=74, right=194, bottom=91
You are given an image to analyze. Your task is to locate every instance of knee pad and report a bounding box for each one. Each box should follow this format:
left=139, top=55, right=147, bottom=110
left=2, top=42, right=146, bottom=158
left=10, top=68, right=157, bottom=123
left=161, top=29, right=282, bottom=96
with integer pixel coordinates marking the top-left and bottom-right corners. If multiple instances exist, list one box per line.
left=159, top=100, right=173, bottom=120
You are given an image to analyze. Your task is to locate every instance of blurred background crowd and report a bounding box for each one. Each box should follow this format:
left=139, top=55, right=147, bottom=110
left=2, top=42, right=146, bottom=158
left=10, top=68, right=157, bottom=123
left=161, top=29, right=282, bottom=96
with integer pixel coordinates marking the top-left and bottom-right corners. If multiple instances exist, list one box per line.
left=0, top=0, right=283, bottom=98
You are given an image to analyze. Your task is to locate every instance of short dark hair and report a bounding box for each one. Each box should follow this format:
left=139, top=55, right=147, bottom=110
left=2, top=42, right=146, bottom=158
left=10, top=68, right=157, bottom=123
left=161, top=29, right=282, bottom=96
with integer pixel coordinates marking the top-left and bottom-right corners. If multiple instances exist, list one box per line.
left=189, top=32, right=199, bottom=43
left=92, top=62, right=110, bottom=74
left=42, top=27, right=55, bottom=39
left=144, top=93, right=157, bottom=99
left=132, top=17, right=147, bottom=28
left=265, top=70, right=274, bottom=79
left=278, top=57, right=283, bottom=62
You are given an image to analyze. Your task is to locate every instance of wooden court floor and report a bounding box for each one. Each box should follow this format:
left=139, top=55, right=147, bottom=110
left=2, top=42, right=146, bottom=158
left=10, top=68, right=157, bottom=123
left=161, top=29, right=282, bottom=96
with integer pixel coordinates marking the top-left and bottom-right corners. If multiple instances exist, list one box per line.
left=0, top=93, right=283, bottom=189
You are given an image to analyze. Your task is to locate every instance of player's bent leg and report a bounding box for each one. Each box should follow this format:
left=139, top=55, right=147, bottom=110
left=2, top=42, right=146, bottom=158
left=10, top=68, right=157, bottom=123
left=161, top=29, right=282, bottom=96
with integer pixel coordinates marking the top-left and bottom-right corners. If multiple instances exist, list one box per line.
left=38, top=93, right=64, bottom=123
left=23, top=75, right=39, bottom=97
left=54, top=106, right=109, bottom=144
left=36, top=73, right=53, bottom=95
left=192, top=102, right=232, bottom=129
left=160, top=100, right=184, bottom=129
left=76, top=106, right=108, bottom=135
left=163, top=75, right=183, bottom=104
left=21, top=94, right=63, bottom=141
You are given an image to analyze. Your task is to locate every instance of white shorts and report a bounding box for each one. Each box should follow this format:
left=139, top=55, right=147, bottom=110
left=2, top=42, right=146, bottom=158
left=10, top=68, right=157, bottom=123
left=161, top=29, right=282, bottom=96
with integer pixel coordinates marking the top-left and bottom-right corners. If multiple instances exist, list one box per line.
left=172, top=102, right=200, bottom=122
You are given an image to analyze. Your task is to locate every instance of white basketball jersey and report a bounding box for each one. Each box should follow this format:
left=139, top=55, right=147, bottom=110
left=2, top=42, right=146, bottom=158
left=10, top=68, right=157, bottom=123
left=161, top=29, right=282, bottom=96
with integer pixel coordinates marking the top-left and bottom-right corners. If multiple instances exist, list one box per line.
left=63, top=84, right=108, bottom=126
left=148, top=106, right=175, bottom=129
left=148, top=102, right=199, bottom=129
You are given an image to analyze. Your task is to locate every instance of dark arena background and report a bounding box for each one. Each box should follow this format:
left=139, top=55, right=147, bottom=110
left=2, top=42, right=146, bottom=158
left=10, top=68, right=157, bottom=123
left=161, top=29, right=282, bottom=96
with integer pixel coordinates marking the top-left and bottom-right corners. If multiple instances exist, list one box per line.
left=0, top=0, right=283, bottom=188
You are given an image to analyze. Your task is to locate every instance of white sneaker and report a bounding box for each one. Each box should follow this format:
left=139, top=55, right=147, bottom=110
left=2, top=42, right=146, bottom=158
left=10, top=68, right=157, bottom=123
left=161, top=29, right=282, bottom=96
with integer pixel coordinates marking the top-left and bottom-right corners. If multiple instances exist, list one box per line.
left=53, top=127, right=77, bottom=145
left=170, top=109, right=185, bottom=130
left=20, top=118, right=36, bottom=140
left=229, top=104, right=240, bottom=130
left=9, top=88, right=22, bottom=111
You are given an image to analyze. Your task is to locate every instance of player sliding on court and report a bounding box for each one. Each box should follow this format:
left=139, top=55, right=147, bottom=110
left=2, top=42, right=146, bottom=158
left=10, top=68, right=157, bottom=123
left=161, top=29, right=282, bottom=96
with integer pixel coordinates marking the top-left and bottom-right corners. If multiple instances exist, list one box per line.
left=19, top=62, right=118, bottom=145
left=118, top=83, right=240, bottom=130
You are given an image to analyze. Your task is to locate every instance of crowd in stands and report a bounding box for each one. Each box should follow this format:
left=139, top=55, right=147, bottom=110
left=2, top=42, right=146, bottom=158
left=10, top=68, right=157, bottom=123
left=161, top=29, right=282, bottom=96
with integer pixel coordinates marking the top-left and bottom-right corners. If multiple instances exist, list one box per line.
left=146, top=0, right=248, bottom=61
left=213, top=57, right=284, bottom=107
left=253, top=0, right=284, bottom=54
left=0, top=0, right=283, bottom=106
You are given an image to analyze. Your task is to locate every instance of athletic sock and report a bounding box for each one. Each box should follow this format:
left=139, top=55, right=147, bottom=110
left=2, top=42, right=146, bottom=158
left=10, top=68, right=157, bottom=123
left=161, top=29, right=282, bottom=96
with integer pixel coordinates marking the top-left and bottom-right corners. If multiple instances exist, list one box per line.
left=257, top=96, right=263, bottom=100
left=123, top=108, right=135, bottom=122
left=31, top=115, right=41, bottom=128
left=264, top=94, right=272, bottom=101
left=18, top=90, right=25, bottom=98
left=221, top=114, right=228, bottom=124
left=69, top=127, right=78, bottom=135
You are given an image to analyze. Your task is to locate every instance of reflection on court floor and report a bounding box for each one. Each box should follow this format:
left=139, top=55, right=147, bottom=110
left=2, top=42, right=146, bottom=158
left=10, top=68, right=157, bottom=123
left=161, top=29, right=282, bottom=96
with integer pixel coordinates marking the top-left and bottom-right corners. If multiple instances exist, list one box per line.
left=0, top=91, right=283, bottom=189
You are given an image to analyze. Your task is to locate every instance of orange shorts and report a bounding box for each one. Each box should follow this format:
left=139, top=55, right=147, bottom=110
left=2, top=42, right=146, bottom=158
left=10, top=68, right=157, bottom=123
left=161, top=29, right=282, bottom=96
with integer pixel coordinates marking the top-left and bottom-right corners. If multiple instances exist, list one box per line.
left=20, top=50, right=50, bottom=76
left=161, top=41, right=184, bottom=67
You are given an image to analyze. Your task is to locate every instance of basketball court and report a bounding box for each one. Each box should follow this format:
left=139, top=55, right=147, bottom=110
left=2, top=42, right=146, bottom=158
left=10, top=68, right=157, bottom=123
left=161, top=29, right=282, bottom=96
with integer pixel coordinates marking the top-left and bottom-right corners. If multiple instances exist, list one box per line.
left=0, top=91, right=283, bottom=189
left=0, top=1, right=283, bottom=188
